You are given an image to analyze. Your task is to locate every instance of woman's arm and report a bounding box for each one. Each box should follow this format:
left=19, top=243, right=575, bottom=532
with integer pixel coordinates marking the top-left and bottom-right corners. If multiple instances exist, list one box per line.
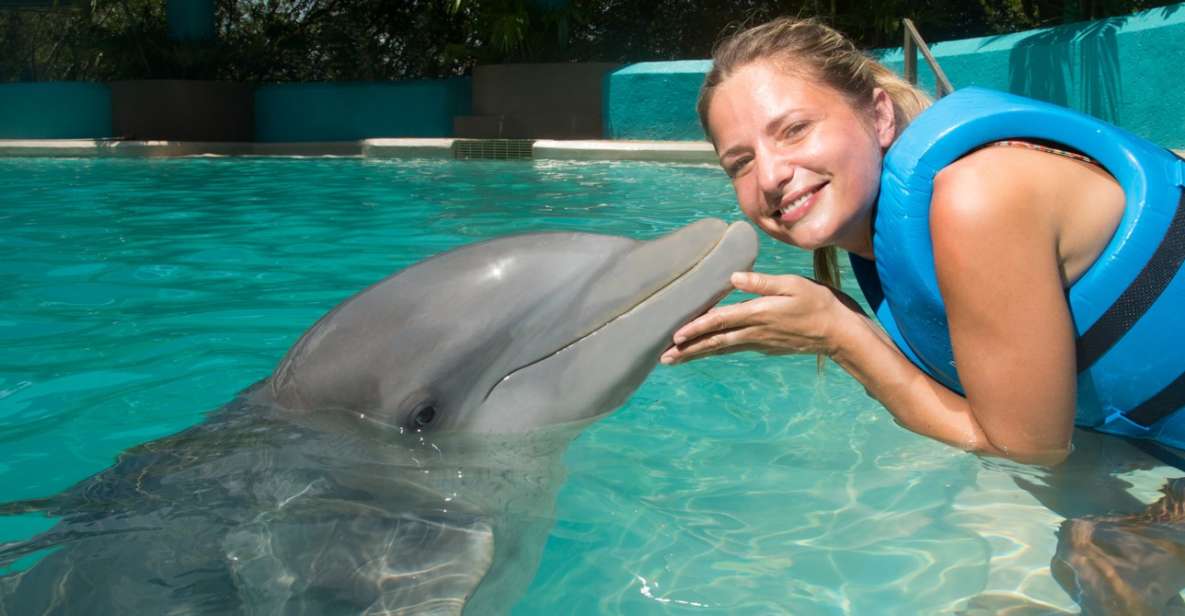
left=662, top=270, right=1061, bottom=464
left=664, top=147, right=1111, bottom=466
left=836, top=147, right=1081, bottom=465
left=925, top=147, right=1081, bottom=463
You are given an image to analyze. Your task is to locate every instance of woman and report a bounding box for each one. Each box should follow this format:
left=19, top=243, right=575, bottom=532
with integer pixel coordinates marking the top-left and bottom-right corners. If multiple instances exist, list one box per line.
left=660, top=17, right=1185, bottom=468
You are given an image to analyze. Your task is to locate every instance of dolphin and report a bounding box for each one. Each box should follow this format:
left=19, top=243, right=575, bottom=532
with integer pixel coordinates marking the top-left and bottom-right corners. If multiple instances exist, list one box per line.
left=0, top=218, right=758, bottom=615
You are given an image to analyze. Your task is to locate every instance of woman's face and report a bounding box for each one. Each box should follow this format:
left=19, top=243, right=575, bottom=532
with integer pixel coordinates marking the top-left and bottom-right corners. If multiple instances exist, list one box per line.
left=707, top=60, right=896, bottom=257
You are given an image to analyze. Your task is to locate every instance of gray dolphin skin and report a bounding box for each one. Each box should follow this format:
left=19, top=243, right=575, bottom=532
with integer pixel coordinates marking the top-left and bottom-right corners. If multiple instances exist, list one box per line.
left=0, top=219, right=758, bottom=615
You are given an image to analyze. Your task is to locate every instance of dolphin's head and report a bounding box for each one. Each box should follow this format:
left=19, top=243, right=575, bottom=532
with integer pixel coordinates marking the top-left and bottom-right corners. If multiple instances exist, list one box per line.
left=269, top=219, right=758, bottom=434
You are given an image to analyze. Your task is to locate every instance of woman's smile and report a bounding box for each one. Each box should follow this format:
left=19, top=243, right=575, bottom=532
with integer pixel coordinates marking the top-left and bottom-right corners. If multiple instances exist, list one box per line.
left=774, top=180, right=829, bottom=223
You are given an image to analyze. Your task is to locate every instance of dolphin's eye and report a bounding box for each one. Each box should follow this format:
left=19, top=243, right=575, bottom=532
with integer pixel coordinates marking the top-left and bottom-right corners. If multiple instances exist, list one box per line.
left=410, top=404, right=437, bottom=431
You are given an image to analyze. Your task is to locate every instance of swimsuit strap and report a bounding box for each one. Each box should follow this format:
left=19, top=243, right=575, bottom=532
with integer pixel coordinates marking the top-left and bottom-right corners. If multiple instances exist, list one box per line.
left=988, top=139, right=1100, bottom=166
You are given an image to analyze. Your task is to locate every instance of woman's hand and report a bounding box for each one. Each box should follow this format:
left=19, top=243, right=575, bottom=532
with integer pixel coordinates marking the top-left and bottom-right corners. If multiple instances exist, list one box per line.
left=660, top=271, right=861, bottom=364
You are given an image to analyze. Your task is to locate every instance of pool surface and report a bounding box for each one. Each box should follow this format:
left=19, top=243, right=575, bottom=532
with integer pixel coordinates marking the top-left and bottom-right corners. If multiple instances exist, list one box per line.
left=0, top=157, right=1178, bottom=614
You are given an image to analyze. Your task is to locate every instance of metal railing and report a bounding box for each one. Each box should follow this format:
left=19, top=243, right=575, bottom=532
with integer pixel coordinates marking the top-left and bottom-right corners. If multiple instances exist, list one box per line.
left=902, top=18, right=954, bottom=98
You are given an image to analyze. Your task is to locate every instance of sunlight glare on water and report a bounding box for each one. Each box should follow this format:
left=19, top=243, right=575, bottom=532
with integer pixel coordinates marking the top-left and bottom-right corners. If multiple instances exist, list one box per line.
left=2, top=156, right=1163, bottom=614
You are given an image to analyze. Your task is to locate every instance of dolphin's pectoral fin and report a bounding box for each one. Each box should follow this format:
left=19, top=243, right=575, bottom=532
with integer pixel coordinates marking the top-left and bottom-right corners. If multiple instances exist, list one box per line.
left=1051, top=478, right=1185, bottom=615
left=225, top=497, right=494, bottom=615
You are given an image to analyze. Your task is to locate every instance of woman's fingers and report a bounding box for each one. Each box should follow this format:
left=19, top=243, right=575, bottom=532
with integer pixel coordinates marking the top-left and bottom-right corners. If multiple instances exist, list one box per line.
left=660, top=273, right=852, bottom=366
left=731, top=271, right=804, bottom=297
left=672, top=272, right=807, bottom=344
left=664, top=298, right=787, bottom=364
left=672, top=302, right=752, bottom=345
left=661, top=327, right=751, bottom=364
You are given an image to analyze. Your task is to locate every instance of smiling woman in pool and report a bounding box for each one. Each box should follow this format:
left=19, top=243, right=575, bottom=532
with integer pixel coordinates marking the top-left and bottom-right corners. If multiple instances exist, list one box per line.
left=660, top=17, right=1185, bottom=469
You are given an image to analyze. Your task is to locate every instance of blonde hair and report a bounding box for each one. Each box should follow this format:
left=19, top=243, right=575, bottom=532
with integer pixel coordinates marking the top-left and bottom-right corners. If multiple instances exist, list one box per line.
left=697, top=17, right=931, bottom=291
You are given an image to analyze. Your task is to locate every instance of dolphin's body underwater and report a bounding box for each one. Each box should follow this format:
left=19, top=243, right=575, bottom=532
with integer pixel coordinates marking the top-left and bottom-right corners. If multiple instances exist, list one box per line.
left=0, top=219, right=758, bottom=615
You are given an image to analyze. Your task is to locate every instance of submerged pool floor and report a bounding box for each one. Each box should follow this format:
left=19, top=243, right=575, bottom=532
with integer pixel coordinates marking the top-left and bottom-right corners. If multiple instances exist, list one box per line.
left=0, top=157, right=1178, bottom=614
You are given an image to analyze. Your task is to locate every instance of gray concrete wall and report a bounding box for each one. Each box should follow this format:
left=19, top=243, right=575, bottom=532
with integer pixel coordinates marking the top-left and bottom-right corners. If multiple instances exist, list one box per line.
left=456, top=63, right=621, bottom=139
left=110, top=81, right=253, bottom=141
left=472, top=63, right=619, bottom=116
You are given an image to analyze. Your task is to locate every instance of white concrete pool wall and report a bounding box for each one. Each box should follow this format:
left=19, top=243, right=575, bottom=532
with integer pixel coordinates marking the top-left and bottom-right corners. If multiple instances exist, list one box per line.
left=2, top=136, right=1171, bottom=168
left=0, top=138, right=722, bottom=163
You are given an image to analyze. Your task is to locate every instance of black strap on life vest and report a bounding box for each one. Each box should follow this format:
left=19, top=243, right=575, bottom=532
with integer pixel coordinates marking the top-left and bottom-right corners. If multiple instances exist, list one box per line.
left=849, top=253, right=884, bottom=313
left=1127, top=371, right=1185, bottom=426
left=1075, top=185, right=1185, bottom=427
left=1075, top=187, right=1185, bottom=373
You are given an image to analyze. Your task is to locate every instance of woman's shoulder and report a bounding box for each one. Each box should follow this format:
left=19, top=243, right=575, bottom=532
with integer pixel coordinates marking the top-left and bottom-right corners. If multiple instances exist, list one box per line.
left=930, top=145, right=1058, bottom=231
left=928, top=141, right=1124, bottom=285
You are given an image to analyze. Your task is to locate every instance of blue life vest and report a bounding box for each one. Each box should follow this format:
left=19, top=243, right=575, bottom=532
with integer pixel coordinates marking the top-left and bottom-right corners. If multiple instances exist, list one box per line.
left=850, top=87, right=1185, bottom=450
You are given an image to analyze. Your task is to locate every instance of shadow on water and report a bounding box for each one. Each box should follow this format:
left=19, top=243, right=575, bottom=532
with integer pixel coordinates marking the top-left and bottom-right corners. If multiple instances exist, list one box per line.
left=1007, top=16, right=1125, bottom=124
left=964, top=431, right=1185, bottom=615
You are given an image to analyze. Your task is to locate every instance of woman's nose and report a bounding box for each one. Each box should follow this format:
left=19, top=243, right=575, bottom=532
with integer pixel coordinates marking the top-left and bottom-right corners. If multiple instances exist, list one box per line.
left=756, top=150, right=794, bottom=200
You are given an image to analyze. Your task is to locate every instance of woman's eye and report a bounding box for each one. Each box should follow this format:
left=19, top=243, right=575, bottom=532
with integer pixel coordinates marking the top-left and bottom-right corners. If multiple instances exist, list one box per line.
left=726, top=157, right=752, bottom=178
left=781, top=121, right=809, bottom=140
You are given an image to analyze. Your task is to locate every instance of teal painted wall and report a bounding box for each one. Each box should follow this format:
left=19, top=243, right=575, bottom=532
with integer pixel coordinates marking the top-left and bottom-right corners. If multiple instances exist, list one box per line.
left=606, top=2, right=1185, bottom=147
left=0, top=82, right=112, bottom=139
left=603, top=60, right=711, bottom=141
left=254, top=79, right=472, bottom=142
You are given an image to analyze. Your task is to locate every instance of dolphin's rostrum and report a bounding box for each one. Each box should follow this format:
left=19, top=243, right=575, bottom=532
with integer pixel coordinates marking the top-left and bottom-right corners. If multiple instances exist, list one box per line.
left=0, top=219, right=758, bottom=615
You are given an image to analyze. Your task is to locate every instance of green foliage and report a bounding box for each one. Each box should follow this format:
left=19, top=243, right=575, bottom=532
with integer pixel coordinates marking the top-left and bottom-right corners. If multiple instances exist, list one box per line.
left=2, top=0, right=220, bottom=80
left=214, top=0, right=471, bottom=80
left=0, top=0, right=1177, bottom=82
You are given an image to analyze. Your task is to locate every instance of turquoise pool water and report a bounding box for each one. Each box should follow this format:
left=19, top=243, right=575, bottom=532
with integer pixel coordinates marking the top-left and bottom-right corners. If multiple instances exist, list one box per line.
left=0, top=157, right=1174, bottom=614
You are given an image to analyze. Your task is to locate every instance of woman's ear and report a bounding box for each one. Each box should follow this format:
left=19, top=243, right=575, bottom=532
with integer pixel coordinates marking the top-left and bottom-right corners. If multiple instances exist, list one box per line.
left=871, top=87, right=897, bottom=150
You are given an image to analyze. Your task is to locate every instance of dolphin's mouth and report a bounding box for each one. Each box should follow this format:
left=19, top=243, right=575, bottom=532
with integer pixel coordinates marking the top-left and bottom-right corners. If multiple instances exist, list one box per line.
left=484, top=220, right=756, bottom=401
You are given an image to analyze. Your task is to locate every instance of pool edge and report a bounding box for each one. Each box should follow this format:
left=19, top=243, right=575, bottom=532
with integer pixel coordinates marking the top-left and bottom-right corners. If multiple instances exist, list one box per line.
left=0, top=138, right=721, bottom=164
left=530, top=139, right=716, bottom=164
left=0, top=140, right=364, bottom=158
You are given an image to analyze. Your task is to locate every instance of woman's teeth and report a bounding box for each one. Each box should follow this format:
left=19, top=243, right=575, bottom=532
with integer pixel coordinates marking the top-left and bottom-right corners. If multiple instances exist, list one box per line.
left=774, top=185, right=820, bottom=218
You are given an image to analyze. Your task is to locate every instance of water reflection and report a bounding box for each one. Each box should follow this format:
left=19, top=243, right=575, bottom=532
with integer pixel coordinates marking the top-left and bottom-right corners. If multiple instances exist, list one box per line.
left=973, top=430, right=1185, bottom=614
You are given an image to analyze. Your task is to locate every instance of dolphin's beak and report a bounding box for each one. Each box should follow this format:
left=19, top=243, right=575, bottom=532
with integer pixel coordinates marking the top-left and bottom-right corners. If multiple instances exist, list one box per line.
left=472, top=218, right=759, bottom=432
left=648, top=219, right=759, bottom=328
left=568, top=219, right=756, bottom=338
left=601, top=218, right=759, bottom=358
